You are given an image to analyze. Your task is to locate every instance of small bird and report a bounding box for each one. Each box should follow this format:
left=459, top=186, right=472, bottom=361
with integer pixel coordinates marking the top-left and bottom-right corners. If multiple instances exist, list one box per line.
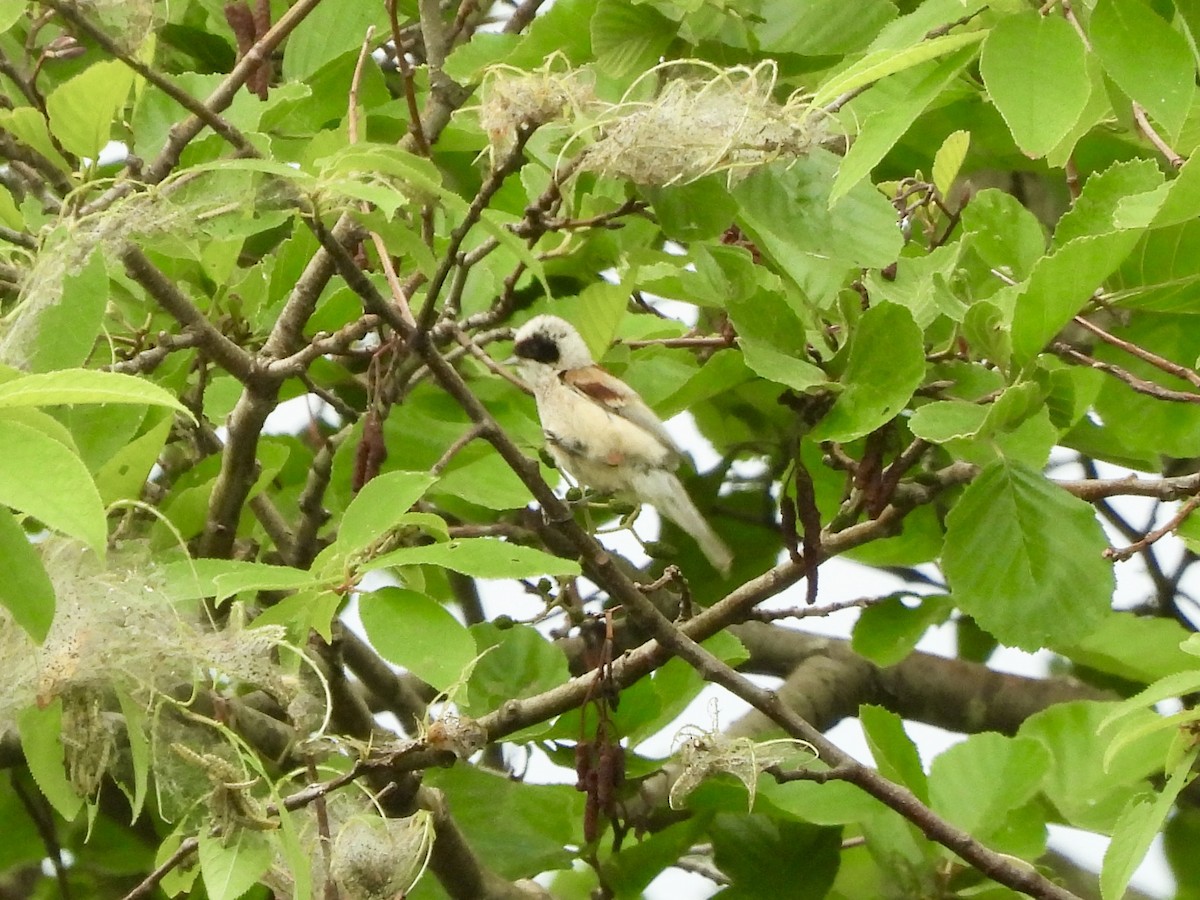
left=512, top=315, right=733, bottom=575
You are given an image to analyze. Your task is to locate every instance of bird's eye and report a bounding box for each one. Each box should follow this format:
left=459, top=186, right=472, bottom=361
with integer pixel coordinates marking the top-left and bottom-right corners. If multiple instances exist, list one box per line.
left=514, top=333, right=560, bottom=364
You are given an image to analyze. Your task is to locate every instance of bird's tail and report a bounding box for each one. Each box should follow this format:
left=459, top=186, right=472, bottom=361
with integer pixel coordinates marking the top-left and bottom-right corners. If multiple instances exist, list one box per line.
left=633, top=468, right=733, bottom=576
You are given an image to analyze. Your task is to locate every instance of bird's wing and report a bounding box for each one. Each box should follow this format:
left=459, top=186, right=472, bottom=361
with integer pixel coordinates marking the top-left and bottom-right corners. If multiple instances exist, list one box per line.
left=562, top=365, right=684, bottom=459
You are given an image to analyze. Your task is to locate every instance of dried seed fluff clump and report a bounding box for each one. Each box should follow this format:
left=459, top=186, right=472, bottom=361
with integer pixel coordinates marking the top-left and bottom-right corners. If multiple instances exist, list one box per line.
left=0, top=540, right=317, bottom=809
left=476, top=58, right=827, bottom=186
left=479, top=57, right=595, bottom=161
left=577, top=60, right=829, bottom=186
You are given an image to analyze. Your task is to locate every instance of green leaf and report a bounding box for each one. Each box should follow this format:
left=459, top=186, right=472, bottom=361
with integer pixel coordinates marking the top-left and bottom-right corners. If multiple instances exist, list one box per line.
left=96, top=416, right=173, bottom=506
left=641, top=177, right=738, bottom=243
left=115, top=691, right=151, bottom=822
left=28, top=250, right=109, bottom=373
left=756, top=776, right=887, bottom=826
left=981, top=381, right=1044, bottom=436
left=18, top=700, right=83, bottom=821
left=0, top=778, right=46, bottom=868
left=728, top=289, right=827, bottom=391
left=359, top=587, right=478, bottom=692
left=735, top=152, right=903, bottom=306
left=604, top=820, right=707, bottom=897
left=162, top=558, right=322, bottom=604
left=734, top=340, right=830, bottom=393
left=338, top=471, right=438, bottom=554
left=45, top=60, right=136, bottom=158
left=274, top=806, right=312, bottom=900
left=282, top=0, right=383, bottom=81
left=710, top=814, right=841, bottom=899
left=943, top=458, right=1112, bottom=651
left=1054, top=159, right=1163, bottom=248
left=365, top=538, right=580, bottom=579
left=575, top=280, right=629, bottom=361
left=852, top=594, right=953, bottom=666
left=932, top=130, right=970, bottom=199
left=505, top=0, right=593, bottom=67
left=424, top=765, right=582, bottom=877
left=809, top=304, right=925, bottom=442
left=1164, top=807, right=1200, bottom=899
left=591, top=0, right=675, bottom=78
left=1144, top=152, right=1200, bottom=228
left=432, top=455, right=533, bottom=511
left=0, top=184, right=20, bottom=230
left=754, top=0, right=895, bottom=54
left=618, top=632, right=748, bottom=746
left=1111, top=221, right=1200, bottom=313
left=1102, top=750, right=1197, bottom=900
left=831, top=47, right=978, bottom=205
left=466, top=623, right=571, bottom=717
left=1099, top=668, right=1200, bottom=734
left=0, top=369, right=195, bottom=420
left=929, top=733, right=1050, bottom=852
left=979, top=12, right=1090, bottom=157
left=1010, top=229, right=1144, bottom=363
left=961, top=301, right=1012, bottom=368
left=1020, top=701, right=1171, bottom=832
left=908, top=401, right=988, bottom=443
left=1090, top=0, right=1195, bottom=139
left=812, top=30, right=985, bottom=108
left=1088, top=314, right=1200, bottom=460
left=859, top=705, right=929, bottom=804
left=250, top=589, right=342, bottom=643
left=0, top=108, right=71, bottom=172
left=961, top=188, right=1046, bottom=282
left=198, top=827, right=274, bottom=900
left=0, top=507, right=56, bottom=641
left=0, top=417, right=106, bottom=555
left=1061, top=612, right=1196, bottom=683
left=862, top=242, right=967, bottom=328
left=0, top=0, right=25, bottom=32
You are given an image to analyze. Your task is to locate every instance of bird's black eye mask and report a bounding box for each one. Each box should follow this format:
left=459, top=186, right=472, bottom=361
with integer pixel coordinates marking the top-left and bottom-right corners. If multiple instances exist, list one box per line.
left=514, top=332, right=560, bottom=364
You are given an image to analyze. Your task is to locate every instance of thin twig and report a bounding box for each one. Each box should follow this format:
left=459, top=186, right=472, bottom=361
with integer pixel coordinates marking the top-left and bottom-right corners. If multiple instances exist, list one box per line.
left=12, top=775, right=71, bottom=900
left=307, top=757, right=338, bottom=900
left=120, top=247, right=258, bottom=383
left=621, top=335, right=734, bottom=350
left=386, top=0, right=429, bottom=154
left=429, top=423, right=487, bottom=475
left=120, top=835, right=199, bottom=900
left=1051, top=342, right=1200, bottom=404
left=41, top=0, right=254, bottom=157
left=1056, top=469, right=1200, bottom=502
left=74, top=0, right=326, bottom=212
left=0, top=223, right=37, bottom=249
left=1072, top=315, right=1200, bottom=388
left=746, top=595, right=889, bottom=621
left=502, top=0, right=548, bottom=33
left=348, top=26, right=418, bottom=330
left=1106, top=493, right=1200, bottom=562
left=1132, top=102, right=1185, bottom=169
left=413, top=128, right=535, bottom=337
left=452, top=327, right=530, bottom=392
left=102, top=331, right=204, bottom=374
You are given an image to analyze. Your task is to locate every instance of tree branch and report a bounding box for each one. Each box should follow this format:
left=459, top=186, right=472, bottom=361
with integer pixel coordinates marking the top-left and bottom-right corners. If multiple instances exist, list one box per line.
left=119, top=247, right=257, bottom=383
left=1052, top=342, right=1200, bottom=404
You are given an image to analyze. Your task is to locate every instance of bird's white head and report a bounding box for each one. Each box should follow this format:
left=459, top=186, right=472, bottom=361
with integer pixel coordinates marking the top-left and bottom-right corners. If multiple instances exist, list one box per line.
left=512, top=315, right=595, bottom=384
